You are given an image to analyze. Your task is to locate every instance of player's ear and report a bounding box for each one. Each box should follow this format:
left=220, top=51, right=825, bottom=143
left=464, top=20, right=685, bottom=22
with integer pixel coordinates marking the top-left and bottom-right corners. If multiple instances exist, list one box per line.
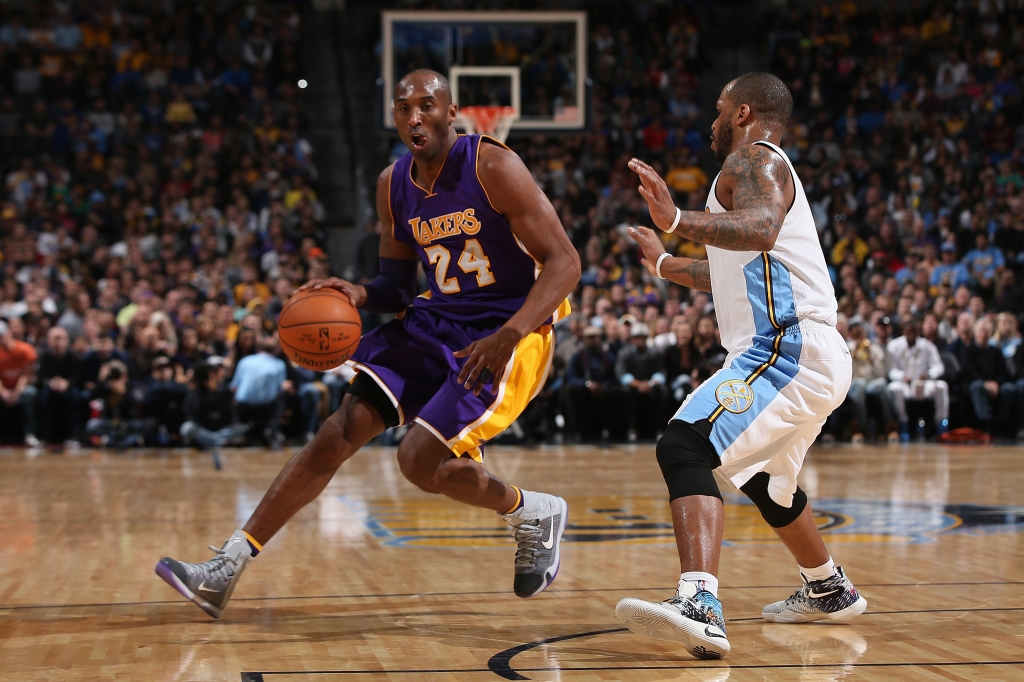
left=735, top=103, right=752, bottom=127
left=448, top=103, right=458, bottom=125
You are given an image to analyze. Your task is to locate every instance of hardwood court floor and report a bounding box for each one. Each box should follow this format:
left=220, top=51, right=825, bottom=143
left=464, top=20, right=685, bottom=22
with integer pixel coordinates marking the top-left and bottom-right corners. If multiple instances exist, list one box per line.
left=1, top=442, right=1023, bottom=681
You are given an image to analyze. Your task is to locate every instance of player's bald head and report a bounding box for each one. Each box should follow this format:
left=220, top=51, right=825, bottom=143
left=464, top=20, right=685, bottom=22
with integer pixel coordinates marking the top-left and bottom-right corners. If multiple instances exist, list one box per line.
left=395, top=69, right=452, bottom=105
left=724, top=73, right=792, bottom=132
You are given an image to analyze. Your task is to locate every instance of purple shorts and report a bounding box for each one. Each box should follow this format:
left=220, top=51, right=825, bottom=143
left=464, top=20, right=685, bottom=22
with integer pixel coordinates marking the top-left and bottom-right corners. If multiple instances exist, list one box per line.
left=347, top=307, right=554, bottom=460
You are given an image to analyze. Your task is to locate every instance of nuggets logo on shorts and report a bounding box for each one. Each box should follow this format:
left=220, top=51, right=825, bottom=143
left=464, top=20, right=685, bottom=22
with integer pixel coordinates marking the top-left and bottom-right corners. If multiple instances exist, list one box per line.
left=715, top=379, right=754, bottom=414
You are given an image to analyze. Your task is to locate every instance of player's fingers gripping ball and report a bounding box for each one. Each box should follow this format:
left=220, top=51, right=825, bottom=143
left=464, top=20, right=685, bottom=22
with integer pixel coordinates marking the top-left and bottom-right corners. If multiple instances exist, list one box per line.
left=278, top=288, right=362, bottom=371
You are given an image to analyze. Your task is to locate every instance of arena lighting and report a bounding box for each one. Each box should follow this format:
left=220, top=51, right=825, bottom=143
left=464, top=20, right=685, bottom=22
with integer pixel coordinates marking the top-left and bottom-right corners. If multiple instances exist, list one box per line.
left=298, top=79, right=308, bottom=88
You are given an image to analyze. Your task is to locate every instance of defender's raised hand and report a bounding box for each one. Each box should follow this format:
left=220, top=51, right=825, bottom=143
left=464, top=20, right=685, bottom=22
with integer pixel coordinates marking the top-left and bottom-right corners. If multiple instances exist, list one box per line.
left=627, top=226, right=667, bottom=278
left=628, top=158, right=678, bottom=233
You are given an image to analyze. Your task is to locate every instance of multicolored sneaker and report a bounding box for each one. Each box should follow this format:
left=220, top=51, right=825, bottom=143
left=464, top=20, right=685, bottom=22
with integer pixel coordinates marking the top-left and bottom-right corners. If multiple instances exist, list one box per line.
left=615, top=581, right=730, bottom=659
left=154, top=530, right=258, bottom=618
left=762, top=566, right=867, bottom=623
left=502, top=492, right=568, bottom=598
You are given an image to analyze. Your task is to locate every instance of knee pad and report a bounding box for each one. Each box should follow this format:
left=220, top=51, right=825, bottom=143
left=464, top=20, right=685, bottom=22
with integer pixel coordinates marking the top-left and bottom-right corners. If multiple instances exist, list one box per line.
left=740, top=471, right=807, bottom=528
left=656, top=419, right=722, bottom=502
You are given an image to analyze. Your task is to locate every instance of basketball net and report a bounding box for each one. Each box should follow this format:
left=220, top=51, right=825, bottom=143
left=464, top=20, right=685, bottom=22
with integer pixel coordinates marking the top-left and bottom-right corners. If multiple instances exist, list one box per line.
left=455, top=105, right=518, bottom=143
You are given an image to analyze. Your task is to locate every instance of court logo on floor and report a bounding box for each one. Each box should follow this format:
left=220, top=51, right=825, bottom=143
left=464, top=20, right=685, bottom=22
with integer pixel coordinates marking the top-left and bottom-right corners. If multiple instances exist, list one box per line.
left=330, top=494, right=1024, bottom=548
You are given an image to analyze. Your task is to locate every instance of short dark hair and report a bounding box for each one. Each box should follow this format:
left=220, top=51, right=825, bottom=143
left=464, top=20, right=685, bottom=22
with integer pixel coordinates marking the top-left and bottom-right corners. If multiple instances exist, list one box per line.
left=395, top=69, right=452, bottom=105
left=726, top=73, right=793, bottom=131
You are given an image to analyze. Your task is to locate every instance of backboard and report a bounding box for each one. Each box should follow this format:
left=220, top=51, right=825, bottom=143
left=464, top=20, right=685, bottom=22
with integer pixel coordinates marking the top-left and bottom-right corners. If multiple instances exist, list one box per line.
left=381, top=11, right=587, bottom=134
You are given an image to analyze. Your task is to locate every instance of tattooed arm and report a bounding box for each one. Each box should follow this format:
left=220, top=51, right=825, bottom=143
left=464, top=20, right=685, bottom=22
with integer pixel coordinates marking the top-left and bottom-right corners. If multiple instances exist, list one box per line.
left=628, top=145, right=791, bottom=252
left=627, top=225, right=713, bottom=292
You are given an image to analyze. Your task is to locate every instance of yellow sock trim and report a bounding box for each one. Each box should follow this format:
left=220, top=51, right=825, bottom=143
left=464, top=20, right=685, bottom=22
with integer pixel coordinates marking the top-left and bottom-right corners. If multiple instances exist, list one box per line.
left=503, top=486, right=523, bottom=515
left=242, top=530, right=263, bottom=552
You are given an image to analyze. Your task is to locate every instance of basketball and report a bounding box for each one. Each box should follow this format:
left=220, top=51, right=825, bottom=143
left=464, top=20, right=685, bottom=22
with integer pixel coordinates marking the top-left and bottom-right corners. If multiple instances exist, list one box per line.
left=277, top=288, right=361, bottom=371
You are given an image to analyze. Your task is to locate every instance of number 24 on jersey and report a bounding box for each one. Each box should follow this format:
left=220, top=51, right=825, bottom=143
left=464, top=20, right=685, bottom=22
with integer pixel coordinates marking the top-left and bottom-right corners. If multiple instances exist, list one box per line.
left=424, top=239, right=495, bottom=294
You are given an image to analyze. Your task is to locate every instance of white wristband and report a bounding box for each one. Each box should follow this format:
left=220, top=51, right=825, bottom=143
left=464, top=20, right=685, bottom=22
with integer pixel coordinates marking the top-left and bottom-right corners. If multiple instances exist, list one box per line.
left=655, top=252, right=671, bottom=279
left=666, top=206, right=681, bottom=234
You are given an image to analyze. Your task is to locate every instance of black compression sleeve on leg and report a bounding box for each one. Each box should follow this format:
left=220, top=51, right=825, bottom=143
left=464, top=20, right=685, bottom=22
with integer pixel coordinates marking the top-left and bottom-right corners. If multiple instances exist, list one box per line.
left=740, top=471, right=808, bottom=528
left=656, top=419, right=723, bottom=502
left=347, top=373, right=401, bottom=429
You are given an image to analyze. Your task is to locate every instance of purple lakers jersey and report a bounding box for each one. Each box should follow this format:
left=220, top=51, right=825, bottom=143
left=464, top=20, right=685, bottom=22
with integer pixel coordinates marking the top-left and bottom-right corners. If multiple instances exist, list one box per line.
left=389, top=134, right=569, bottom=327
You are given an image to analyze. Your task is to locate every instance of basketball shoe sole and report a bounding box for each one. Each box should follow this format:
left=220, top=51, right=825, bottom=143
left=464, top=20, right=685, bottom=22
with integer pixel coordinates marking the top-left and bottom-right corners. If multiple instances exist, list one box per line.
left=616, top=596, right=730, bottom=659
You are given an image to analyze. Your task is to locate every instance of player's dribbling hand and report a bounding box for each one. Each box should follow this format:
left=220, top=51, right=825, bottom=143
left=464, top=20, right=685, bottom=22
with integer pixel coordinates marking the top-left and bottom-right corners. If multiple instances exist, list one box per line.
left=454, top=327, right=521, bottom=396
left=627, top=226, right=667, bottom=278
left=297, top=277, right=367, bottom=307
left=628, top=158, right=678, bottom=233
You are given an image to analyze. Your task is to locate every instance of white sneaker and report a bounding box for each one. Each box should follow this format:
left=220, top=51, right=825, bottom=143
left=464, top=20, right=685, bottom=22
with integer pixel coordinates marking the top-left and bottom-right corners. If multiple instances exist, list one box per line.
left=616, top=581, right=730, bottom=660
left=762, top=566, right=867, bottom=623
left=24, top=434, right=40, bottom=447
left=502, top=491, right=568, bottom=598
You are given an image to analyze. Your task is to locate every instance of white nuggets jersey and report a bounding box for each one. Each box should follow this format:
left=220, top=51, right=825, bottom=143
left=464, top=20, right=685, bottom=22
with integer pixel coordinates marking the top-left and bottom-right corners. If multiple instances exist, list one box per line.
left=705, top=140, right=836, bottom=356
left=673, top=140, right=851, bottom=508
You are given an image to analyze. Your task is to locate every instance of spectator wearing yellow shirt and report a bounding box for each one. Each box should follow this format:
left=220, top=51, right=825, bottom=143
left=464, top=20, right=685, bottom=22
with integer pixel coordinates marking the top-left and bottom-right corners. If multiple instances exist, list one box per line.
left=921, top=7, right=950, bottom=43
left=284, top=175, right=318, bottom=211
left=832, top=223, right=870, bottom=267
left=116, top=38, right=150, bottom=73
left=232, top=263, right=272, bottom=307
left=165, top=88, right=196, bottom=124
left=664, top=150, right=708, bottom=196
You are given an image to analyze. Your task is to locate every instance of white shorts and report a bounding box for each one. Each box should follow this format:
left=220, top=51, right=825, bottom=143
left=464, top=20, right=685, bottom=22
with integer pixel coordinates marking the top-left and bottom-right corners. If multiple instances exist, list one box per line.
left=673, top=319, right=852, bottom=507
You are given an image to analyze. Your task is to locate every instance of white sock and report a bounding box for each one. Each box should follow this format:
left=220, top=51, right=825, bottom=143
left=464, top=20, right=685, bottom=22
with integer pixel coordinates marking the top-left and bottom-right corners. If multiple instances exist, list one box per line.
left=679, top=571, right=719, bottom=598
left=799, top=557, right=836, bottom=582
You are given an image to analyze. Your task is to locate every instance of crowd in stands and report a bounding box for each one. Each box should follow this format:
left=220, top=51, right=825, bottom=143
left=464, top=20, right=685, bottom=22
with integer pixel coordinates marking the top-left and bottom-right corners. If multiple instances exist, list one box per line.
left=7, top=0, right=1024, bottom=451
left=502, top=0, right=1024, bottom=444
left=0, top=1, right=349, bottom=451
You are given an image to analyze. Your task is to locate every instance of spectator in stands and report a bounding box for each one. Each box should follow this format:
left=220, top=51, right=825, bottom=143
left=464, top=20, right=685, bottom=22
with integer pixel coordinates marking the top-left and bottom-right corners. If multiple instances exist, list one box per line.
left=962, top=232, right=1004, bottom=298
left=946, top=311, right=976, bottom=369
left=931, top=244, right=971, bottom=293
left=991, top=312, right=1021, bottom=361
left=886, top=319, right=949, bottom=442
left=921, top=312, right=947, bottom=353
left=181, top=361, right=248, bottom=451
left=0, top=319, right=37, bottom=445
left=616, top=323, right=667, bottom=441
left=963, top=318, right=1016, bottom=436
left=693, top=315, right=726, bottom=362
left=143, top=356, right=188, bottom=445
left=663, top=317, right=699, bottom=404
left=37, top=326, right=80, bottom=447
left=282, top=363, right=324, bottom=444
left=232, top=336, right=287, bottom=447
left=80, top=336, right=130, bottom=397
left=846, top=321, right=892, bottom=443
left=565, top=325, right=622, bottom=442
left=85, top=360, right=145, bottom=449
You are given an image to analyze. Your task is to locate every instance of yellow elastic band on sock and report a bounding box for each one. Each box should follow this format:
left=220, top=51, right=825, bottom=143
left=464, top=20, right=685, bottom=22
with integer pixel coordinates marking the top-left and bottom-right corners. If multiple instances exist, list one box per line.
left=503, top=486, right=523, bottom=515
left=242, top=530, right=263, bottom=552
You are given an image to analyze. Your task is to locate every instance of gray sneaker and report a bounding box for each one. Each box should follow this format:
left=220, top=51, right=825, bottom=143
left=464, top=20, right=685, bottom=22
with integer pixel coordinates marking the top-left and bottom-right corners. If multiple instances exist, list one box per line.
left=762, top=566, right=867, bottom=623
left=155, top=530, right=256, bottom=618
left=503, top=492, right=568, bottom=598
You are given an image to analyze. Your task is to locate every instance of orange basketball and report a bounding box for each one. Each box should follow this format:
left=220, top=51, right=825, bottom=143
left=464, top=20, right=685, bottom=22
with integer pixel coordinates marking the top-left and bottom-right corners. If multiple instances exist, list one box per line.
left=277, top=288, right=361, bottom=371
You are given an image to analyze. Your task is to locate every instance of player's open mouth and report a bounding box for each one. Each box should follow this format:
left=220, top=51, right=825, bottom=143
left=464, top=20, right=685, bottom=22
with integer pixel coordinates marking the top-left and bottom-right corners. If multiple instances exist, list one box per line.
left=411, top=133, right=427, bottom=148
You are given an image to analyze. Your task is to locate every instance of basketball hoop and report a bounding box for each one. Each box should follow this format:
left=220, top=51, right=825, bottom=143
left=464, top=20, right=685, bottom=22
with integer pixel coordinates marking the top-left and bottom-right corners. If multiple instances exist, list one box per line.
left=455, top=105, right=519, bottom=143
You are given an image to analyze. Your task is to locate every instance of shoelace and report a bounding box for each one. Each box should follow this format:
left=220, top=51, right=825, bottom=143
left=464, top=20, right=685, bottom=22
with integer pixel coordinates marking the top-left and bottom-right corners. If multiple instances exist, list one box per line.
left=511, top=522, right=542, bottom=570
left=184, top=545, right=239, bottom=584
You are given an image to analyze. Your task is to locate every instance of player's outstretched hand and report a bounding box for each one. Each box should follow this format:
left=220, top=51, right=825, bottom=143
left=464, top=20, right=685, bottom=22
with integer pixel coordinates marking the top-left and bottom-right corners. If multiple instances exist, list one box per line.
left=454, top=327, right=521, bottom=396
left=628, top=157, right=678, bottom=233
left=627, top=226, right=667, bottom=278
left=297, top=277, right=367, bottom=307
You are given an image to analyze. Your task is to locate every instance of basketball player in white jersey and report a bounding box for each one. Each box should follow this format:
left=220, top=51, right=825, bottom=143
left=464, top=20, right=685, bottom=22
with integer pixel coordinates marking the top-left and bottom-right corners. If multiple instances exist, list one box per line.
left=614, top=73, right=867, bottom=660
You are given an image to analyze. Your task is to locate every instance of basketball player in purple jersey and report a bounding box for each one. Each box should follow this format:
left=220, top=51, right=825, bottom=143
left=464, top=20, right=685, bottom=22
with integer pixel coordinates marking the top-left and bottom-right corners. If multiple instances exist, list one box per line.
left=155, top=69, right=581, bottom=618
